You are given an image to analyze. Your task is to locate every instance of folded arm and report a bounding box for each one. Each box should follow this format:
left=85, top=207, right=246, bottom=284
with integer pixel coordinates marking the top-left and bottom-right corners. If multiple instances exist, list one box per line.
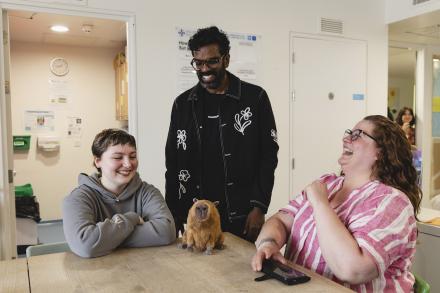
left=63, top=193, right=139, bottom=258
left=122, top=184, right=176, bottom=247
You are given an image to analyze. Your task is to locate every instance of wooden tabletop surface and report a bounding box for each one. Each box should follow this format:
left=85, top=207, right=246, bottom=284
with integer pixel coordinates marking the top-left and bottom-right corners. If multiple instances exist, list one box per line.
left=0, top=257, right=29, bottom=293
left=27, top=233, right=353, bottom=292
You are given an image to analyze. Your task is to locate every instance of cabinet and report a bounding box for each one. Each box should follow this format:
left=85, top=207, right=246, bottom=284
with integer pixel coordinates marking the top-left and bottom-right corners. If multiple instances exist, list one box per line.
left=16, top=218, right=38, bottom=246
left=412, top=208, right=440, bottom=292
left=114, top=51, right=128, bottom=121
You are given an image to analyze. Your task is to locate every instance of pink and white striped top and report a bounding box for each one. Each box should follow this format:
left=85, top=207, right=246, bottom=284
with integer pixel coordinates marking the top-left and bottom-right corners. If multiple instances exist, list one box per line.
left=282, top=174, right=417, bottom=293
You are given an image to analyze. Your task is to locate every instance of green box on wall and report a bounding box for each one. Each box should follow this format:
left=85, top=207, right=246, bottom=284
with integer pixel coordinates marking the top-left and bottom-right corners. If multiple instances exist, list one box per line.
left=13, top=135, right=31, bottom=150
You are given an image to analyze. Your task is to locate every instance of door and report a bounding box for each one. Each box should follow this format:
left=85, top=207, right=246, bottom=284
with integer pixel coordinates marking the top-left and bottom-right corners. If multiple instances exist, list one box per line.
left=0, top=9, right=17, bottom=260
left=289, top=34, right=367, bottom=198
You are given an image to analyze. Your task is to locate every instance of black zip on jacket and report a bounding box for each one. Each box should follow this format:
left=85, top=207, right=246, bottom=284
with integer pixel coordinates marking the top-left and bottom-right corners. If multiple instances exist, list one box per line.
left=165, top=72, right=279, bottom=225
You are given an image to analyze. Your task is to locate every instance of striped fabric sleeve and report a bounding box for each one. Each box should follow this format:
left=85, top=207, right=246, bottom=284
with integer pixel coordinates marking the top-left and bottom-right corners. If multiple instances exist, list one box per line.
left=318, top=173, right=338, bottom=184
left=281, top=193, right=304, bottom=215
left=348, top=188, right=416, bottom=276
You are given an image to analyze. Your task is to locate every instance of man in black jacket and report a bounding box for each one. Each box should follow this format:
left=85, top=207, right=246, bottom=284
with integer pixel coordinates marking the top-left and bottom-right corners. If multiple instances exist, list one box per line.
left=165, top=26, right=278, bottom=242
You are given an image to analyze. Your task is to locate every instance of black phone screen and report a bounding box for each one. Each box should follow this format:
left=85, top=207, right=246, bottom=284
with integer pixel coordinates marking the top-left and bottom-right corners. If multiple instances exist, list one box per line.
left=260, top=259, right=311, bottom=285
left=273, top=262, right=307, bottom=278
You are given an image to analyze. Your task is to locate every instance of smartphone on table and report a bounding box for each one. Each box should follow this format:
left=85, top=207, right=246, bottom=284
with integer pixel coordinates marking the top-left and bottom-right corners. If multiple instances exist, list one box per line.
left=255, top=259, right=311, bottom=285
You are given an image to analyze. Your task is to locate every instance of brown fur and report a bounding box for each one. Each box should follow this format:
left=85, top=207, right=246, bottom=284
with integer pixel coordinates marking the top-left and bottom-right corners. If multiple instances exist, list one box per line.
left=180, top=199, right=224, bottom=254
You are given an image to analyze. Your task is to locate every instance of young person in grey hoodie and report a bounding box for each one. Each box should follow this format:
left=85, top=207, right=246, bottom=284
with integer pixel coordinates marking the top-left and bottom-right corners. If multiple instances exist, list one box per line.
left=63, top=129, right=176, bottom=258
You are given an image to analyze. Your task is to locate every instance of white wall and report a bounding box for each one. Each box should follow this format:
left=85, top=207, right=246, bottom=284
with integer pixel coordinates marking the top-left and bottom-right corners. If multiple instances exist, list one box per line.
left=130, top=0, right=388, bottom=216
left=1, top=0, right=388, bottom=218
left=10, top=41, right=124, bottom=219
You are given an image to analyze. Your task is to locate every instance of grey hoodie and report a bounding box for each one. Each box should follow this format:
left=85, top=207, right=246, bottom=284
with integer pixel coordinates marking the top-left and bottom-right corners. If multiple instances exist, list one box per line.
left=63, top=172, right=176, bottom=258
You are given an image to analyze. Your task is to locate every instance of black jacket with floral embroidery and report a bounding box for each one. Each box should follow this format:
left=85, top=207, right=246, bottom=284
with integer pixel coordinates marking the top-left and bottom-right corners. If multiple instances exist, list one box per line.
left=165, top=72, right=278, bottom=224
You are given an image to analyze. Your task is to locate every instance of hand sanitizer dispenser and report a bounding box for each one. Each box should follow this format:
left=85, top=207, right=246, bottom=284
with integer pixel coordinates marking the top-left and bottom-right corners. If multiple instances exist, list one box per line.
left=37, top=136, right=60, bottom=152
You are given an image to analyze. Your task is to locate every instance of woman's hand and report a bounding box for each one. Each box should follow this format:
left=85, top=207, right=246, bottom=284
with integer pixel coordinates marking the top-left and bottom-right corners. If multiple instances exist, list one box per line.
left=251, top=240, right=287, bottom=271
left=304, top=180, right=329, bottom=208
left=402, top=122, right=410, bottom=133
left=251, top=212, right=293, bottom=272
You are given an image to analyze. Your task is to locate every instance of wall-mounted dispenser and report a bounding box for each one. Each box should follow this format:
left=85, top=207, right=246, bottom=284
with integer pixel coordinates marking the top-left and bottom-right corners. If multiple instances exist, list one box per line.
left=13, top=135, right=31, bottom=151
left=37, top=136, right=60, bottom=152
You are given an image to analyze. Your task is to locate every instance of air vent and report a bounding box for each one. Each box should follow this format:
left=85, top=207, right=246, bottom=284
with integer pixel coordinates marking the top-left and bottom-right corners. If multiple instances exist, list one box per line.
left=413, top=0, right=431, bottom=5
left=320, top=18, right=343, bottom=35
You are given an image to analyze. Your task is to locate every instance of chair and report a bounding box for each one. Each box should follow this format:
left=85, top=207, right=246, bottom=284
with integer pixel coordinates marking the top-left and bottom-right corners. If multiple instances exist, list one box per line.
left=414, top=273, right=430, bottom=293
left=26, top=241, right=70, bottom=258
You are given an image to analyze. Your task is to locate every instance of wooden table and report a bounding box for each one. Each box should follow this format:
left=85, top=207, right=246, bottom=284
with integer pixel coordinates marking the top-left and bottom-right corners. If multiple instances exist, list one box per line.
left=0, top=258, right=29, bottom=292
left=27, top=233, right=353, bottom=292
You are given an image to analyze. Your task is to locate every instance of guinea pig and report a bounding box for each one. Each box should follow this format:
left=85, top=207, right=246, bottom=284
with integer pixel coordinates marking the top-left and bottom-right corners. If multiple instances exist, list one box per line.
left=180, top=198, right=224, bottom=255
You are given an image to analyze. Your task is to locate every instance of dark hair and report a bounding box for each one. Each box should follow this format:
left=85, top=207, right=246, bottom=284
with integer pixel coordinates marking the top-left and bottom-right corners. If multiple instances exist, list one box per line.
left=188, top=26, right=230, bottom=56
left=364, top=115, right=421, bottom=218
left=92, top=128, right=136, bottom=172
left=395, top=107, right=415, bottom=126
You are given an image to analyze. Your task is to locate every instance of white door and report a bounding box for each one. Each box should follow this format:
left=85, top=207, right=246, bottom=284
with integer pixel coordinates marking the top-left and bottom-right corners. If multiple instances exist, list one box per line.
left=0, top=9, right=17, bottom=260
left=289, top=34, right=367, bottom=198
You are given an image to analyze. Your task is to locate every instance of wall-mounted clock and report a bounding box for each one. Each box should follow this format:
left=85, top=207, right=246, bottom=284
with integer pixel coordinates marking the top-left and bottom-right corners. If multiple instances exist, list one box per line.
left=50, top=57, right=69, bottom=76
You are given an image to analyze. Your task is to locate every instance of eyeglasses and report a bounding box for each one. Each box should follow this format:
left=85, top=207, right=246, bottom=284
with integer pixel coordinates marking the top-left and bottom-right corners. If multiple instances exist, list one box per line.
left=190, top=55, right=224, bottom=70
left=344, top=129, right=377, bottom=142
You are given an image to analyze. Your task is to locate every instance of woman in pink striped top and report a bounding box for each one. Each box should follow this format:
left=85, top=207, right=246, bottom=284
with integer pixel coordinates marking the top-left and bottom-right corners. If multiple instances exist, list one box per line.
left=252, top=115, right=421, bottom=292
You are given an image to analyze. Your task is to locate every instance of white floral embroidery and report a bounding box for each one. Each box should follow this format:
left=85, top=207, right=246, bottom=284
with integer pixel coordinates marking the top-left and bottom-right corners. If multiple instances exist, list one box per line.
left=178, top=170, right=191, bottom=199
left=178, top=170, right=190, bottom=181
left=271, top=129, right=278, bottom=143
left=177, top=130, right=187, bottom=150
left=234, top=107, right=253, bottom=135
left=241, top=108, right=253, bottom=120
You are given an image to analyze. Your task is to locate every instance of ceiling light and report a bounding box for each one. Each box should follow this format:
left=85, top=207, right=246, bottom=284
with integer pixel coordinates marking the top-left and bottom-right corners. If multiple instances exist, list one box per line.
left=50, top=25, right=69, bottom=33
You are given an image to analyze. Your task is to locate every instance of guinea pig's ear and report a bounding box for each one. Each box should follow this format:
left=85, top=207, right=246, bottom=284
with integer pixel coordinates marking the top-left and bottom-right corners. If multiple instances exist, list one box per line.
left=213, top=201, right=219, bottom=206
left=193, top=198, right=198, bottom=203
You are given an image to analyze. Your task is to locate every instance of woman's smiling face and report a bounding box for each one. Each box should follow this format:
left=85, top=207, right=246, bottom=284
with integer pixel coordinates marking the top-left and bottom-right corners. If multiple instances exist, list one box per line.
left=338, top=120, right=378, bottom=177
left=94, top=143, right=138, bottom=194
left=402, top=110, right=413, bottom=124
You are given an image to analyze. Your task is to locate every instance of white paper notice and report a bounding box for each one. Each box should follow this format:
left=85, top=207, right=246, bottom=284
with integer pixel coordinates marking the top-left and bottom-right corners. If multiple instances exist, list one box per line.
left=175, top=27, right=261, bottom=95
left=49, top=78, right=70, bottom=105
left=67, top=116, right=83, bottom=138
left=24, top=110, right=55, bottom=132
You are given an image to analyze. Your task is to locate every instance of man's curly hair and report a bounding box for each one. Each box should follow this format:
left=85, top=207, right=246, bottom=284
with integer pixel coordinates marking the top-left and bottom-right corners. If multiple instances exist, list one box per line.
left=365, top=115, right=421, bottom=217
left=188, top=26, right=230, bottom=56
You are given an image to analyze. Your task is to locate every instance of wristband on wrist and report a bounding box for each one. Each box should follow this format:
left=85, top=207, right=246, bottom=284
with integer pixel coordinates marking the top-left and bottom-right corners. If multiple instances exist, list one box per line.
left=256, top=238, right=278, bottom=249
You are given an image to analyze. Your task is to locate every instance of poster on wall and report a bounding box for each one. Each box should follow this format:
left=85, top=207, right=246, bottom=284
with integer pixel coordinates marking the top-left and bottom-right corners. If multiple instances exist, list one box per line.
left=49, top=78, right=71, bottom=105
left=67, top=116, right=83, bottom=138
left=24, top=110, right=55, bottom=132
left=175, top=27, right=260, bottom=95
left=67, top=116, right=83, bottom=147
left=388, top=87, right=399, bottom=110
left=433, top=60, right=440, bottom=137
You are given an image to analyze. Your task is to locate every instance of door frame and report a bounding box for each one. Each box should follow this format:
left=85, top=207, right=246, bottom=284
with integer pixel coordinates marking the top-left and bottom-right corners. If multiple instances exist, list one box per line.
left=0, top=2, right=137, bottom=259
left=389, top=40, right=434, bottom=208
left=0, top=9, right=15, bottom=260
